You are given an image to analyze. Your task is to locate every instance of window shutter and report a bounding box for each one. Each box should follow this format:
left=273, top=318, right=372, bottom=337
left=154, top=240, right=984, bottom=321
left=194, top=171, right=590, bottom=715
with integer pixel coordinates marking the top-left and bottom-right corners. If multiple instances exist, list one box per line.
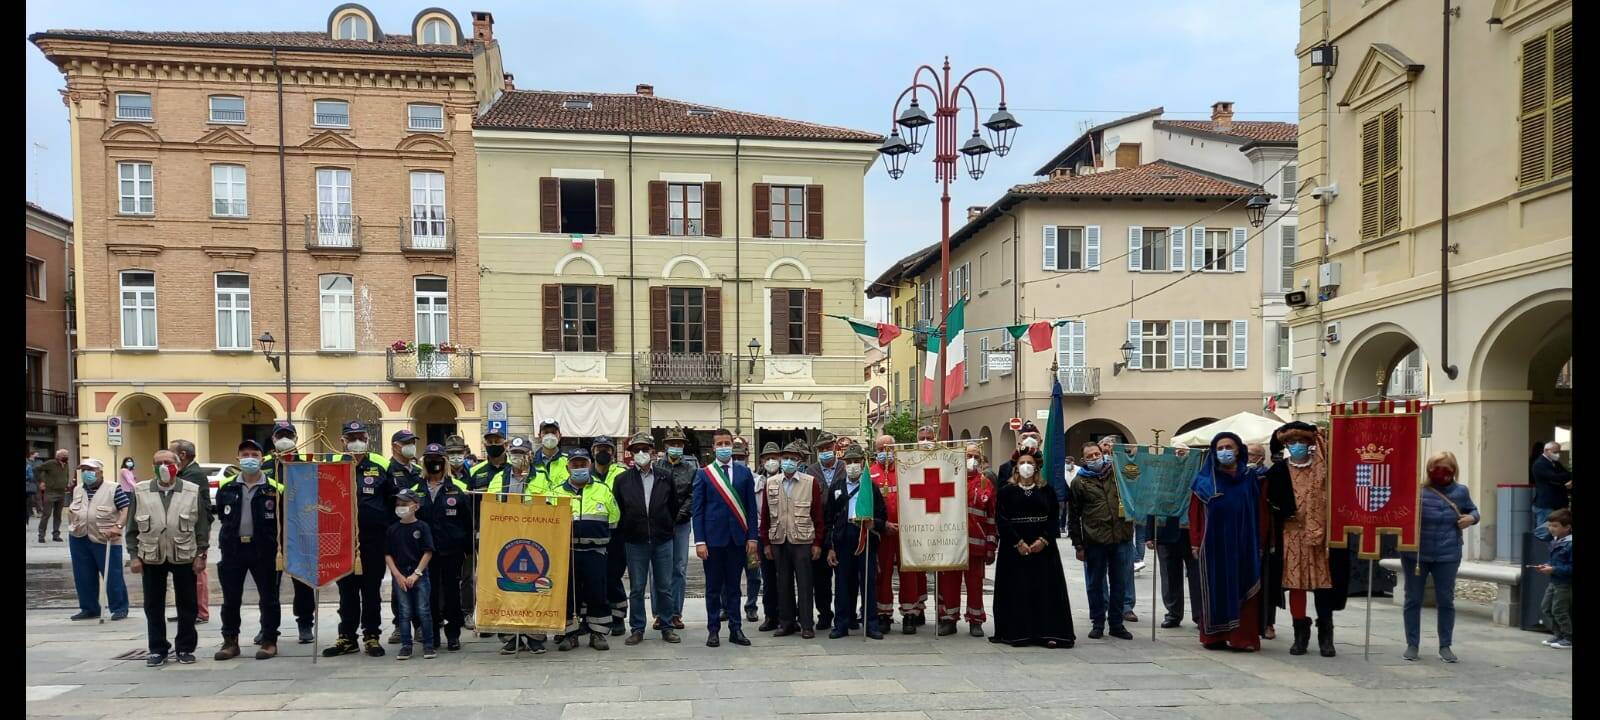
left=1281, top=163, right=1298, bottom=203
left=649, top=286, right=668, bottom=352
left=1191, top=227, right=1205, bottom=270
left=1042, top=225, right=1058, bottom=270
left=1280, top=225, right=1297, bottom=292
left=647, top=181, right=669, bottom=236
left=1519, top=33, right=1550, bottom=186
left=542, top=284, right=561, bottom=351
left=1380, top=109, right=1401, bottom=235
left=1127, top=225, right=1142, bottom=271
left=1232, top=226, right=1247, bottom=272
left=1360, top=116, right=1381, bottom=238
left=539, top=177, right=559, bottom=234
left=752, top=183, right=771, bottom=238
left=1551, top=23, right=1573, bottom=179
left=1188, top=320, right=1202, bottom=369
left=1232, top=320, right=1248, bottom=370
left=770, top=288, right=788, bottom=355
left=597, top=284, right=615, bottom=352
left=1070, top=322, right=1085, bottom=368
left=703, top=182, right=723, bottom=237
left=705, top=287, right=723, bottom=353
left=805, top=184, right=824, bottom=239
left=1086, top=225, right=1101, bottom=270
left=1170, top=226, right=1185, bottom=273
left=1126, top=320, right=1141, bottom=370
left=1055, top=325, right=1070, bottom=375
left=596, top=179, right=616, bottom=235
left=1172, top=319, right=1188, bottom=369
left=805, top=288, right=823, bottom=355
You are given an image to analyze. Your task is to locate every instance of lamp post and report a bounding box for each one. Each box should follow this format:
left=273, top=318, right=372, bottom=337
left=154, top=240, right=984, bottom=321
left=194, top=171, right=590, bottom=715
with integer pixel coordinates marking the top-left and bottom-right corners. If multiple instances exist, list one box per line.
left=747, top=337, right=763, bottom=380
left=258, top=331, right=282, bottom=372
left=1245, top=192, right=1272, bottom=229
left=878, top=57, right=1019, bottom=441
left=1113, top=339, right=1136, bottom=376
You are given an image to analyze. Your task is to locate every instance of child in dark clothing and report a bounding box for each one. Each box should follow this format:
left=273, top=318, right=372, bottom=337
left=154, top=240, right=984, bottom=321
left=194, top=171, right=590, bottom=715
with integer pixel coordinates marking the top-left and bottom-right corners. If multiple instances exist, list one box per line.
left=386, top=489, right=436, bottom=659
left=1536, top=508, right=1572, bottom=648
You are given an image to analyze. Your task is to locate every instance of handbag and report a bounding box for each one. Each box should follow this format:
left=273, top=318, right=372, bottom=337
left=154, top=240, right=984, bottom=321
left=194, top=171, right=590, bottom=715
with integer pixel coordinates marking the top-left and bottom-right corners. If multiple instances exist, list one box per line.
left=1419, top=484, right=1466, bottom=575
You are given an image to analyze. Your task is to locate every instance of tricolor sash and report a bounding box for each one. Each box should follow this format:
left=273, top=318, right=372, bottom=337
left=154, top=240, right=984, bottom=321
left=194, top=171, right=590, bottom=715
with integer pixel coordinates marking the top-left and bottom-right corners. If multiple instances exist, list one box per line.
left=705, top=463, right=748, bottom=531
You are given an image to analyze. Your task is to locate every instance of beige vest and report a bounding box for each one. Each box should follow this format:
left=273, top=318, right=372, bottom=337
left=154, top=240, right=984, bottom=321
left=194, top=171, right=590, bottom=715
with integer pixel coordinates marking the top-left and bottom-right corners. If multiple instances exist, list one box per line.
left=133, top=480, right=201, bottom=564
left=68, top=481, right=120, bottom=543
left=765, top=472, right=817, bottom=544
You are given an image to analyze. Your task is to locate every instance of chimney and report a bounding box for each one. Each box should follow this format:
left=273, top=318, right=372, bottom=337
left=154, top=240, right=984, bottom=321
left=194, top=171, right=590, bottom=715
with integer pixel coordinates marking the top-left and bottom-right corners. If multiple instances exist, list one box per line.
left=1050, top=167, right=1072, bottom=180
left=502, top=73, right=515, bottom=91
left=635, top=83, right=654, bottom=97
left=966, top=205, right=985, bottom=221
left=1211, top=100, right=1235, bottom=131
left=471, top=11, right=495, bottom=43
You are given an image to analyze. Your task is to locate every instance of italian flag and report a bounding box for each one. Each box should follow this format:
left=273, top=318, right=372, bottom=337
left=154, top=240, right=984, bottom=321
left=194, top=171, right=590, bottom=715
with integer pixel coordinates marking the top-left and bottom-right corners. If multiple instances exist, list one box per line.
left=848, top=476, right=876, bottom=554
left=921, top=330, right=938, bottom=405
left=1007, top=321, right=1056, bottom=352
left=834, top=315, right=902, bottom=347
left=944, top=298, right=967, bottom=402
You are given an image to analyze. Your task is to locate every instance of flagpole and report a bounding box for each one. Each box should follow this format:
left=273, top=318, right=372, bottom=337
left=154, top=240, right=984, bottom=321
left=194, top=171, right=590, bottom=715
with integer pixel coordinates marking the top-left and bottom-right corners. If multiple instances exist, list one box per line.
left=1150, top=515, right=1157, bottom=642
left=1364, top=560, right=1374, bottom=661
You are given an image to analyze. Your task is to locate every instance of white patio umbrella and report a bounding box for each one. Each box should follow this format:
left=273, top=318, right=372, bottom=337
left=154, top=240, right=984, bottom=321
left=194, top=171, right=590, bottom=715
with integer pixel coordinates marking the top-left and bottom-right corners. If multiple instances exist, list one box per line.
left=1172, top=410, right=1287, bottom=448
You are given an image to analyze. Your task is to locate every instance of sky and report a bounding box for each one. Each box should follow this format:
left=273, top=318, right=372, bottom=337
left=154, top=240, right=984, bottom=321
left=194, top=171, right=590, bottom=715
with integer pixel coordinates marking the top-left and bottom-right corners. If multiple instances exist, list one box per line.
left=25, top=0, right=1300, bottom=317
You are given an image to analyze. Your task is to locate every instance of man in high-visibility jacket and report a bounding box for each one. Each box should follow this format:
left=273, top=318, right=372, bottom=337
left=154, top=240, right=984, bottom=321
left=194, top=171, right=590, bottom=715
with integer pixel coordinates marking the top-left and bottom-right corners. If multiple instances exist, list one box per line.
left=589, top=435, right=629, bottom=636
left=234, top=421, right=315, bottom=645
left=528, top=418, right=569, bottom=494
left=321, top=421, right=397, bottom=658
left=415, top=443, right=471, bottom=651
left=545, top=449, right=620, bottom=651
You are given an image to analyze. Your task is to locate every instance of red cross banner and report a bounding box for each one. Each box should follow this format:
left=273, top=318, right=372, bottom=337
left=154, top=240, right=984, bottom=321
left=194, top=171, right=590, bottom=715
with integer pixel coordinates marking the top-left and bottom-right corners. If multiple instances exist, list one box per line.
left=895, top=444, right=968, bottom=571
left=1329, top=400, right=1423, bottom=559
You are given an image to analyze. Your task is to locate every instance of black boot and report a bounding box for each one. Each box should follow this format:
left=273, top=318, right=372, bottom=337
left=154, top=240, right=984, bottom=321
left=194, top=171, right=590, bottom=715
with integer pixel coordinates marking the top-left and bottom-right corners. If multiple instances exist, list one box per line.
left=1289, top=618, right=1312, bottom=656
left=1315, top=617, right=1336, bottom=657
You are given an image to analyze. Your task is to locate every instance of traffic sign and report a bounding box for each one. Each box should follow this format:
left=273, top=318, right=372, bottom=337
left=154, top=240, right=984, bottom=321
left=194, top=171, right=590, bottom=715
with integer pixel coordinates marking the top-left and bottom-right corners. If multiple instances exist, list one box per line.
left=485, top=419, right=508, bottom=437
left=870, top=386, right=887, bottom=405
left=488, top=401, right=508, bottom=422
left=1007, top=417, right=1024, bottom=432
left=107, top=416, right=124, bottom=447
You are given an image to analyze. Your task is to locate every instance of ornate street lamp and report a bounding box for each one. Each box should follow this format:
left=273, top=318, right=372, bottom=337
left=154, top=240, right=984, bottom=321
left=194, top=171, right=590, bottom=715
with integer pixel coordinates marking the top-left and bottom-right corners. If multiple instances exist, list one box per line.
left=878, top=131, right=912, bottom=179
left=1113, top=339, right=1135, bottom=376
left=983, top=103, right=1020, bottom=156
left=746, top=337, right=763, bottom=378
left=959, top=131, right=994, bottom=180
left=896, top=100, right=934, bottom=153
left=257, top=331, right=282, bottom=372
left=1245, top=192, right=1272, bottom=228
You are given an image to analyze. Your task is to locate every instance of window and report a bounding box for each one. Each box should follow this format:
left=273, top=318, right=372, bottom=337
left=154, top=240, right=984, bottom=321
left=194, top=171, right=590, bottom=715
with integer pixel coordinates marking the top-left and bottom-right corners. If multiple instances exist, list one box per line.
left=319, top=275, right=354, bottom=351
left=315, top=168, right=353, bottom=246
left=1280, top=223, right=1297, bottom=292
left=1201, top=229, right=1230, bottom=271
left=25, top=257, right=43, bottom=300
left=951, top=263, right=971, bottom=300
left=1140, top=321, right=1169, bottom=371
left=1048, top=226, right=1086, bottom=271
left=336, top=14, right=370, bottom=40
left=120, top=271, right=157, bottom=348
left=118, top=162, right=154, bottom=215
left=561, top=285, right=599, bottom=352
left=1276, top=324, right=1291, bottom=370
left=1359, top=107, right=1401, bottom=239
left=774, top=289, right=807, bottom=355
left=668, top=287, right=705, bottom=353
left=24, top=351, right=43, bottom=395
left=1138, top=228, right=1170, bottom=271
left=1201, top=320, right=1231, bottom=370
left=769, top=185, right=805, bottom=238
left=1280, top=163, right=1297, bottom=206
left=214, top=273, right=251, bottom=350
left=420, top=18, right=454, bottom=44
left=414, top=277, right=449, bottom=345
left=211, top=164, right=247, bottom=217
left=979, top=336, right=990, bottom=383
left=1519, top=22, right=1573, bottom=187
left=559, top=179, right=598, bottom=234
left=1000, top=238, right=1013, bottom=280
left=668, top=183, right=703, bottom=236
left=917, top=279, right=934, bottom=323
left=115, top=93, right=151, bottom=121
left=209, top=95, right=245, bottom=124
left=409, top=171, right=447, bottom=245
left=407, top=104, right=445, bottom=131
left=313, top=100, right=350, bottom=128
left=977, top=252, right=989, bottom=290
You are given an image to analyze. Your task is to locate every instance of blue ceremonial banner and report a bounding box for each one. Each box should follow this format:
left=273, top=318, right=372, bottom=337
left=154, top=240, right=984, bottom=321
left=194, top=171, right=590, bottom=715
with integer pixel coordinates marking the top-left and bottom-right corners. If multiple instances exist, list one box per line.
left=282, top=460, right=358, bottom=588
left=1110, top=445, right=1205, bottom=522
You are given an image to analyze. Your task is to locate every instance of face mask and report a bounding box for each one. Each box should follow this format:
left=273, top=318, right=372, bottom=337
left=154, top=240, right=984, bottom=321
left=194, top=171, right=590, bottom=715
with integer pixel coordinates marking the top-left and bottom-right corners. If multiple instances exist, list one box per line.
left=345, top=439, right=369, bottom=454
left=594, top=451, right=613, bottom=466
left=395, top=506, right=413, bottom=519
left=123, top=460, right=136, bottom=469
left=715, top=447, right=733, bottom=462
left=447, top=454, right=465, bottom=468
left=1216, top=449, right=1237, bottom=466
left=485, top=445, right=505, bottom=459
left=508, top=454, right=529, bottom=470
left=845, top=463, right=863, bottom=479
left=1022, top=437, right=1040, bottom=450
left=781, top=459, right=798, bottom=474
left=273, top=437, right=296, bottom=453
left=1546, top=451, right=1561, bottom=462
left=569, top=468, right=591, bottom=484
left=818, top=451, right=835, bottom=464
left=764, top=459, right=780, bottom=474
left=1017, top=463, right=1036, bottom=479
left=157, top=463, right=178, bottom=484
left=967, top=458, right=978, bottom=471
left=634, top=451, right=653, bottom=467
left=424, top=460, right=446, bottom=474
left=541, top=434, right=559, bottom=450
left=1428, top=466, right=1453, bottom=486
left=400, top=443, right=418, bottom=459
left=667, top=446, right=684, bottom=459
left=239, top=457, right=262, bottom=474
left=81, top=470, right=98, bottom=485
left=918, top=440, right=936, bottom=450
left=1287, top=443, right=1310, bottom=461
left=1085, top=457, right=1107, bottom=471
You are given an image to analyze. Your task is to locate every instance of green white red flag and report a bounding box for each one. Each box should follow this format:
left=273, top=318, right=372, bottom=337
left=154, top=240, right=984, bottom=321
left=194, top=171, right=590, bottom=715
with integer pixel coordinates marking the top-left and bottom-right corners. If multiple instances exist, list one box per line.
left=833, top=315, right=902, bottom=347
left=943, top=299, right=967, bottom=402
left=1007, top=321, right=1056, bottom=352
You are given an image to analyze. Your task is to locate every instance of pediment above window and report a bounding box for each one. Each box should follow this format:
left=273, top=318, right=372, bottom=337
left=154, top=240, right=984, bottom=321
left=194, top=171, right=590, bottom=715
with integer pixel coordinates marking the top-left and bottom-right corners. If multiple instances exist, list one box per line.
left=396, top=134, right=453, bottom=154
left=1338, top=44, right=1424, bottom=110
left=1490, top=0, right=1565, bottom=31
left=301, top=130, right=361, bottom=151
left=196, top=126, right=253, bottom=147
left=103, top=124, right=162, bottom=143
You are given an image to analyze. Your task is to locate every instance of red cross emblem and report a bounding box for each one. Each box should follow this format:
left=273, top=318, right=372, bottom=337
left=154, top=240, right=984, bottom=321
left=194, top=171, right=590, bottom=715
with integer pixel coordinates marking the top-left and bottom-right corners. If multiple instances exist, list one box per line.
left=908, top=467, right=956, bottom=514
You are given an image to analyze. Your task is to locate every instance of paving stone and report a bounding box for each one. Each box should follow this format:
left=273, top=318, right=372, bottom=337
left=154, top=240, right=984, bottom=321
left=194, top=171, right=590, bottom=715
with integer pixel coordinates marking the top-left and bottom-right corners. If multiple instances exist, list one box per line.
left=220, top=679, right=297, bottom=695
left=282, top=692, right=395, bottom=710
left=561, top=700, right=694, bottom=720
left=792, top=679, right=905, bottom=696
left=389, top=689, right=521, bottom=707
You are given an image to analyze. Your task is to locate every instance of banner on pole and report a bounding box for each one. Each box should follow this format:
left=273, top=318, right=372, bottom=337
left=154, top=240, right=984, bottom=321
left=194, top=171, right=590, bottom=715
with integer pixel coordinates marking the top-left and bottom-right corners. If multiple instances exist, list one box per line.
left=1111, top=445, right=1205, bottom=521
left=282, top=459, right=358, bottom=588
left=894, top=445, right=967, bottom=571
left=475, top=495, right=571, bottom=633
left=1329, top=400, right=1423, bottom=559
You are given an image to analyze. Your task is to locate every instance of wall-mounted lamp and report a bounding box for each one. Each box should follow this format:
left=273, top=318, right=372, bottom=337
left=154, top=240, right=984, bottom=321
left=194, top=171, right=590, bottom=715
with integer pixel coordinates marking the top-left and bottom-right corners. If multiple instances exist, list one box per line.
left=258, top=331, right=282, bottom=372
left=1112, top=339, right=1135, bottom=376
left=746, top=337, right=762, bottom=378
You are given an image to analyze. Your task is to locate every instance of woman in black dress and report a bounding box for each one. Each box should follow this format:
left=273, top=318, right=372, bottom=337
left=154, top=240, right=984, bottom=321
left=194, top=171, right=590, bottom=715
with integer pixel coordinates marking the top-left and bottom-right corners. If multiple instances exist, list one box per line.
left=990, top=450, right=1076, bottom=648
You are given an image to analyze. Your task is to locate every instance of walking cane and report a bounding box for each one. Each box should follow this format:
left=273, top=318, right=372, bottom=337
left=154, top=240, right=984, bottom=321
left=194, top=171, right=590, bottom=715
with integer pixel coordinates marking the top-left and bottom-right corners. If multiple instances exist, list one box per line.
left=100, top=527, right=113, bottom=626
left=1363, top=558, right=1374, bottom=661
left=1149, top=515, right=1157, bottom=642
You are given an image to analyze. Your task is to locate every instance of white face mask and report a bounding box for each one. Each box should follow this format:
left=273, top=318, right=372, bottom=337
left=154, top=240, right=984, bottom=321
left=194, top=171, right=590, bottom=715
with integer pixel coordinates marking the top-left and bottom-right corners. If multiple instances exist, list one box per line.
left=967, top=458, right=978, bottom=471
left=345, top=439, right=369, bottom=454
left=394, top=506, right=413, bottom=519
left=918, top=440, right=936, bottom=449
left=400, top=443, right=418, bottom=459
left=274, top=438, right=296, bottom=453
left=1017, top=463, right=1037, bottom=479
left=542, top=434, right=559, bottom=450
left=509, top=454, right=529, bottom=470
left=634, top=451, right=653, bottom=467
left=845, top=463, right=863, bottom=479
left=764, top=459, right=780, bottom=474
left=1022, top=437, right=1040, bottom=450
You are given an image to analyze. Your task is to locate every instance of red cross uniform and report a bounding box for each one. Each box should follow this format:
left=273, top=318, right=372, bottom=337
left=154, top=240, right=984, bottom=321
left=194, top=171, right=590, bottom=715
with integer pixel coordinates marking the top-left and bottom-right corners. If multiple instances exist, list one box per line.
left=937, top=471, right=998, bottom=624
left=869, top=462, right=927, bottom=621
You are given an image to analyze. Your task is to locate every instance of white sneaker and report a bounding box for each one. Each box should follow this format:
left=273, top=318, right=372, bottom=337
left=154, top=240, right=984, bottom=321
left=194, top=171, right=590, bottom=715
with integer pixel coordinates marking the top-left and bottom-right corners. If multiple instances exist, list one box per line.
left=1542, top=638, right=1560, bottom=647
left=1133, top=561, right=1147, bottom=574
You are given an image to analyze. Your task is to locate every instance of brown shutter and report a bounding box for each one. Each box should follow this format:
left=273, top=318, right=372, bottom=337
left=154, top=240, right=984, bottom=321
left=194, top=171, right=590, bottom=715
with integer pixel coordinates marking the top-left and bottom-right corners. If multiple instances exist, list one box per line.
left=752, top=183, right=771, bottom=238
left=805, top=184, right=824, bottom=239
left=650, top=286, right=668, bottom=352
left=542, top=284, right=561, bottom=351
left=597, top=284, right=615, bottom=352
left=539, top=177, right=560, bottom=233
left=1359, top=118, right=1380, bottom=239
left=1379, top=108, right=1400, bottom=235
left=804, top=288, right=823, bottom=355
left=702, top=182, right=722, bottom=237
left=1551, top=22, right=1573, bottom=179
left=769, top=288, right=788, bottom=355
left=704, top=287, right=723, bottom=353
left=596, top=179, right=615, bottom=235
left=647, top=181, right=668, bottom=236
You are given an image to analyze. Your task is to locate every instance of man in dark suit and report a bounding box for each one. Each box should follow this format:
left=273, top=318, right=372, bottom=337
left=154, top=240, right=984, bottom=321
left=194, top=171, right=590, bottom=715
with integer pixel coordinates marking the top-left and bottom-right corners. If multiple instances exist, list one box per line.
left=1531, top=441, right=1571, bottom=541
left=614, top=432, right=681, bottom=645
left=826, top=443, right=887, bottom=639
left=691, top=428, right=759, bottom=647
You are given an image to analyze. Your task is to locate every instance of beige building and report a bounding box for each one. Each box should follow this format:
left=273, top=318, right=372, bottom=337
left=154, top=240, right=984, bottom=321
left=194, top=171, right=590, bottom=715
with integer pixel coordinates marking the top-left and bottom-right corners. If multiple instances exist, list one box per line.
left=1291, top=0, right=1571, bottom=561
left=472, top=85, right=880, bottom=451
left=32, top=5, right=505, bottom=465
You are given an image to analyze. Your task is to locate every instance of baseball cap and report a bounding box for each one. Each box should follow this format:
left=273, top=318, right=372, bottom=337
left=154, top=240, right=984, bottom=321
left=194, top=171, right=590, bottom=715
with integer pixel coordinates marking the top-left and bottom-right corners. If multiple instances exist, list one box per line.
left=591, top=435, right=616, bottom=449
left=342, top=420, right=369, bottom=436
left=423, top=443, right=446, bottom=457
left=566, top=448, right=591, bottom=462
left=391, top=429, right=418, bottom=444
left=507, top=436, right=532, bottom=453
left=483, top=424, right=506, bottom=439
left=271, top=421, right=297, bottom=438
left=538, top=418, right=561, bottom=433
left=238, top=438, right=263, bottom=453
left=395, top=488, right=420, bottom=504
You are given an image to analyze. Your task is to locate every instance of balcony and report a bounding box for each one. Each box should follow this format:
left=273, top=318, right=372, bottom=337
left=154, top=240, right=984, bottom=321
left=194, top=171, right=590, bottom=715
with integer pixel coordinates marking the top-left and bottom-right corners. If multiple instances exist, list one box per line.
left=1276, top=369, right=1295, bottom=396
left=387, top=348, right=474, bottom=384
left=305, top=214, right=361, bottom=251
left=402, top=216, right=454, bottom=253
left=1056, top=367, right=1100, bottom=397
left=26, top=389, right=74, bottom=417
left=642, top=352, right=729, bottom=386
left=1387, top=367, right=1427, bottom=398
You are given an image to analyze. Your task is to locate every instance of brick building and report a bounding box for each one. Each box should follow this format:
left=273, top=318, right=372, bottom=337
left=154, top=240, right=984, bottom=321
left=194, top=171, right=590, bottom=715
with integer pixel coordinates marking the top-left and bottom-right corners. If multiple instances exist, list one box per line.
left=26, top=202, right=78, bottom=458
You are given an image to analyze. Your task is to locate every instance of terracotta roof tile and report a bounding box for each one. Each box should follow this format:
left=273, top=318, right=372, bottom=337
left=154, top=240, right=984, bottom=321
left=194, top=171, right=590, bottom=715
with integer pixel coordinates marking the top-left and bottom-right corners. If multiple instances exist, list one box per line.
left=476, top=90, right=881, bottom=143
left=1012, top=160, right=1259, bottom=198
left=30, top=29, right=474, bottom=57
left=1153, top=119, right=1298, bottom=143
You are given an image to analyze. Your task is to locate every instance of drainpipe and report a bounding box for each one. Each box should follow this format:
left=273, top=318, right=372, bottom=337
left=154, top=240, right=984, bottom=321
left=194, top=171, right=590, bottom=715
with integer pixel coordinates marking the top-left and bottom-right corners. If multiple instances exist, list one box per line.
left=273, top=48, right=294, bottom=424
left=1010, top=207, right=1021, bottom=421
left=628, top=134, right=637, bottom=426
left=1439, top=0, right=1461, bottom=380
left=1315, top=3, right=1331, bottom=406
left=733, top=138, right=743, bottom=434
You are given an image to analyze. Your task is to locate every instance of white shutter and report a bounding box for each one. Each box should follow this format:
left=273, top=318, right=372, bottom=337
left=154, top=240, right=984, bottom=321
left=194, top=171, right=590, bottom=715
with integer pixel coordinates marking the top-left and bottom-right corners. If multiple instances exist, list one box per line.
left=1127, top=225, right=1142, bottom=271
left=1086, top=225, right=1101, bottom=270
left=979, top=336, right=990, bottom=383
left=1191, top=226, right=1206, bottom=270
left=1070, top=321, right=1085, bottom=367
left=1173, top=319, right=1188, bottom=369
left=1042, top=225, right=1058, bottom=271
left=1232, top=226, right=1247, bottom=272
left=1170, top=226, right=1185, bottom=273
left=1127, top=319, right=1142, bottom=370
left=1056, top=324, right=1071, bottom=373
left=1233, top=319, right=1249, bottom=369
left=1188, top=319, right=1202, bottom=368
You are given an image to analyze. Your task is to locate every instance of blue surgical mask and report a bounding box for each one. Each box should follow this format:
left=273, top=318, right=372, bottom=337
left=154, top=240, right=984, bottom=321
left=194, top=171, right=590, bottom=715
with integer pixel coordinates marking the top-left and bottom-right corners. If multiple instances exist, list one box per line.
left=1216, top=449, right=1237, bottom=466
left=1287, top=443, right=1310, bottom=461
left=781, top=459, right=798, bottom=474
left=667, top=446, right=684, bottom=459
left=81, top=470, right=98, bottom=485
left=1088, top=457, right=1108, bottom=470
left=818, top=451, right=835, bottom=464
left=239, top=457, right=262, bottom=474
left=877, top=451, right=893, bottom=464
left=715, top=447, right=733, bottom=462
left=569, top=468, right=591, bottom=484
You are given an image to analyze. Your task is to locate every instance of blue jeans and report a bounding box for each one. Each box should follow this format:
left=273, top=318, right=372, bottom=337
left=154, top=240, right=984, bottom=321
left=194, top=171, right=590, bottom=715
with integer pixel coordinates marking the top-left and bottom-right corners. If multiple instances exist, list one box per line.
left=1083, top=542, right=1131, bottom=629
left=626, top=541, right=675, bottom=634
left=1533, top=507, right=1555, bottom=541
left=1400, top=556, right=1458, bottom=648
left=669, top=522, right=692, bottom=618
left=392, top=574, right=434, bottom=649
left=69, top=535, right=128, bottom=616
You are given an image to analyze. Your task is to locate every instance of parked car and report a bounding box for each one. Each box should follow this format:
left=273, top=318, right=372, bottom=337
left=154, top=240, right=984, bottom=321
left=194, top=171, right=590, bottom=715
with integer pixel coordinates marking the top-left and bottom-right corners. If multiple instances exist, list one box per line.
left=197, top=462, right=239, bottom=511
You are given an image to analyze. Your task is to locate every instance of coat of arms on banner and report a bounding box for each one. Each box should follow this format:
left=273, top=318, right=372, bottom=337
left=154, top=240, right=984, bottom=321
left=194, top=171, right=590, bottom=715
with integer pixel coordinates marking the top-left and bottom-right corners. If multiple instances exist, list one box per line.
left=1329, top=400, right=1422, bottom=559
left=1354, top=444, right=1394, bottom=512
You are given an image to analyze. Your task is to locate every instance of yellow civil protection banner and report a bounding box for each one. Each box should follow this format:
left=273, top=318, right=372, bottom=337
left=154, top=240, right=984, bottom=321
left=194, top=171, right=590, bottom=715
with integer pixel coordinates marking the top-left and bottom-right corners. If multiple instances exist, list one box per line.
left=475, top=495, right=571, bottom=633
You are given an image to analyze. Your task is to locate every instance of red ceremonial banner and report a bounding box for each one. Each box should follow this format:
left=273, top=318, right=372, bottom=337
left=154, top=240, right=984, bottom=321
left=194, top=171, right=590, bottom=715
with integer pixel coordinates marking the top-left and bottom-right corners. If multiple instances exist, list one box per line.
left=281, top=459, right=359, bottom=588
left=1329, top=401, right=1422, bottom=558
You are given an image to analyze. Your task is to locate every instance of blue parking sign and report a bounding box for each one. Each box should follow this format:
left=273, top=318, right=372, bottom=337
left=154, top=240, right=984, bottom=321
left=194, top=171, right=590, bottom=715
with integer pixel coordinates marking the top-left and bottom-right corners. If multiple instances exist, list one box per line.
left=485, top=419, right=508, bottom=437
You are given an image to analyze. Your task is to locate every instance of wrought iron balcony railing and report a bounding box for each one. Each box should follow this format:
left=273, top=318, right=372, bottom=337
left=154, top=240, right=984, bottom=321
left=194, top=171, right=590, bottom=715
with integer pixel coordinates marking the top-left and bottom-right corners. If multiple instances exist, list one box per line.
left=26, top=389, right=73, bottom=417
left=1056, top=366, right=1100, bottom=397
left=642, top=352, right=728, bottom=385
left=305, top=214, right=361, bottom=250
left=387, top=348, right=473, bottom=383
left=402, top=216, right=454, bottom=252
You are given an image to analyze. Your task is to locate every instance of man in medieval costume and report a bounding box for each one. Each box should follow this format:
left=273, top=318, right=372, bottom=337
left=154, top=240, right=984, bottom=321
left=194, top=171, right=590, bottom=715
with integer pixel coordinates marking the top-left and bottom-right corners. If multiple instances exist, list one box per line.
left=1262, top=421, right=1352, bottom=657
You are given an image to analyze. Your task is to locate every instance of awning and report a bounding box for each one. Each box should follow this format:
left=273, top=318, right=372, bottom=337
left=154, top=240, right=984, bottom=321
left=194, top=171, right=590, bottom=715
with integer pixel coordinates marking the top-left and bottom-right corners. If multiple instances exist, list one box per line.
left=529, top=393, right=631, bottom=437
left=753, top=401, right=822, bottom=430
left=649, top=401, right=723, bottom=430
left=1172, top=411, right=1286, bottom=447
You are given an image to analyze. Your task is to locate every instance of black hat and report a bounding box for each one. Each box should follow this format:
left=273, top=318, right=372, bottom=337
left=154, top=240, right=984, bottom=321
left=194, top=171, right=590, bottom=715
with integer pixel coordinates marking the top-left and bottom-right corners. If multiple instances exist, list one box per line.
left=1018, top=421, right=1039, bottom=434
left=391, top=429, right=418, bottom=444
left=342, top=420, right=369, bottom=436
left=538, top=417, right=561, bottom=433
left=271, top=421, right=297, bottom=439
left=591, top=435, right=616, bottom=449
left=423, top=443, right=446, bottom=458
left=238, top=438, right=263, bottom=452
left=566, top=448, right=591, bottom=462
left=395, top=488, right=421, bottom=504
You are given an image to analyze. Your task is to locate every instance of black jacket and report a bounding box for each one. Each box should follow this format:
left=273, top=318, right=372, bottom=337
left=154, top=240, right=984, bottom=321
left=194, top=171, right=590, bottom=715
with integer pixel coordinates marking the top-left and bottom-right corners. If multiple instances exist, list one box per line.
left=416, top=479, right=473, bottom=555
left=658, top=459, right=699, bottom=525
left=1532, top=456, right=1571, bottom=509
left=822, top=476, right=887, bottom=554
left=214, top=477, right=279, bottom=556
left=613, top=466, right=681, bottom=544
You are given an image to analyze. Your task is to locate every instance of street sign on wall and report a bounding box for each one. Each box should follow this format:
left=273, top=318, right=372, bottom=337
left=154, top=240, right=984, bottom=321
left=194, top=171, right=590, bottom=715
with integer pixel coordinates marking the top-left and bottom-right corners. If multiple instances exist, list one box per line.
left=106, top=416, right=123, bottom=447
left=488, top=401, right=508, bottom=422
left=1007, top=417, right=1024, bottom=431
left=985, top=353, right=1014, bottom=373
left=870, top=386, right=887, bottom=405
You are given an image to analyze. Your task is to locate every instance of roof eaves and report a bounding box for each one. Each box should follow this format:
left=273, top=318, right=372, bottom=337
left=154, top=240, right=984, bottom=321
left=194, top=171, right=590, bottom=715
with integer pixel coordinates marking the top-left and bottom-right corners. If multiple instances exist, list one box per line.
left=25, top=201, right=73, bottom=227
left=1238, top=138, right=1297, bottom=152
left=27, top=31, right=475, bottom=59
left=1149, top=159, right=1261, bottom=191
left=1031, top=106, right=1164, bottom=176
